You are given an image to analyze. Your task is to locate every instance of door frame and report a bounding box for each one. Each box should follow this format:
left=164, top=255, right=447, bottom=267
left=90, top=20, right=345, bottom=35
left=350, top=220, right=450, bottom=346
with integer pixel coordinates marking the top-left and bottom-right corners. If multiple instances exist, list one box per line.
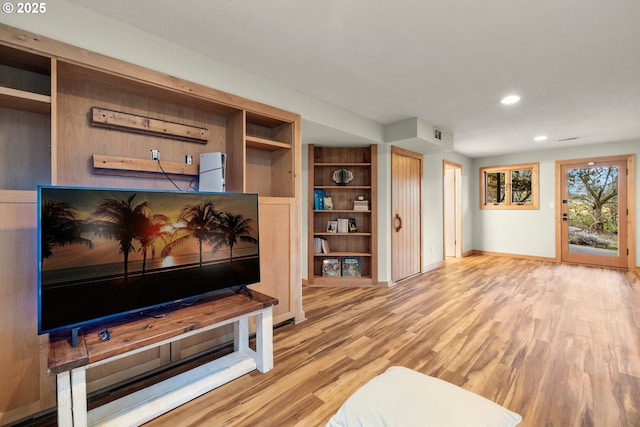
left=443, top=160, right=462, bottom=258
left=555, top=154, right=635, bottom=269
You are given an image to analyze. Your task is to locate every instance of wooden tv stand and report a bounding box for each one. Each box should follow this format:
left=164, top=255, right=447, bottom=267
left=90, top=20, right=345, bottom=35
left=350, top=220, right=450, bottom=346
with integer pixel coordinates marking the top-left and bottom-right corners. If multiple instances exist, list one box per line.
left=48, top=290, right=278, bottom=427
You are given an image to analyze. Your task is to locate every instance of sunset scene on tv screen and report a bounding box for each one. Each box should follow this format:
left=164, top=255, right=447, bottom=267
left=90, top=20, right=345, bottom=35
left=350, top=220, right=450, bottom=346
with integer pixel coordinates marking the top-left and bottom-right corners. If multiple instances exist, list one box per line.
left=40, top=188, right=259, bottom=286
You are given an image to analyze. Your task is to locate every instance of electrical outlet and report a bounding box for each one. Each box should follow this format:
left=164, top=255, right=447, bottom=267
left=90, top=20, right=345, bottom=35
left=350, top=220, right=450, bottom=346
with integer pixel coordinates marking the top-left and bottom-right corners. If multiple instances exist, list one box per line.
left=150, top=149, right=160, bottom=161
left=186, top=154, right=193, bottom=165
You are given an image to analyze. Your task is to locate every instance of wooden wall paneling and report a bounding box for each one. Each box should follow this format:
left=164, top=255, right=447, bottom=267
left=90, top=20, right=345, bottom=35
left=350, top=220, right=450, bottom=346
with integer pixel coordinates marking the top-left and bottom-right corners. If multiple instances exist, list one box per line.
left=245, top=148, right=274, bottom=195
left=251, top=198, right=295, bottom=324
left=56, top=62, right=232, bottom=190
left=50, top=58, right=58, bottom=185
left=270, top=147, right=294, bottom=197
left=0, top=197, right=56, bottom=424
left=224, top=110, right=245, bottom=193
left=0, top=107, right=50, bottom=190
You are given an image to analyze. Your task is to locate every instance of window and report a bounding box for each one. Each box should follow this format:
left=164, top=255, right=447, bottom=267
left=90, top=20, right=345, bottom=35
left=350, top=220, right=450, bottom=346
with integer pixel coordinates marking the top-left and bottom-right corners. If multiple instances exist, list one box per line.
left=480, top=163, right=539, bottom=209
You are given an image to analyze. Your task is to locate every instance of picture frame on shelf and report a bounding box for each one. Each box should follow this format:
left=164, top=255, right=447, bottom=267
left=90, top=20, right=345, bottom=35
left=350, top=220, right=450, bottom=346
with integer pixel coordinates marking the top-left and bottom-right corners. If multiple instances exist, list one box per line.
left=326, top=220, right=338, bottom=233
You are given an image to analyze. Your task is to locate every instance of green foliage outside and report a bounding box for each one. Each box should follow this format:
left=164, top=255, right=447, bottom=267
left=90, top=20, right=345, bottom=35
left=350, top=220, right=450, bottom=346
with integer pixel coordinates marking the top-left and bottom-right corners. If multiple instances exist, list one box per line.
left=567, top=167, right=618, bottom=249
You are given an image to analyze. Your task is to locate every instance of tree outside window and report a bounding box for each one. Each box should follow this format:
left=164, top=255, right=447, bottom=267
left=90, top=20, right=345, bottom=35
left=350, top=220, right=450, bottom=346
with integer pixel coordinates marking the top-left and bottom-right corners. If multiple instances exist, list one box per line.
left=481, top=163, right=539, bottom=209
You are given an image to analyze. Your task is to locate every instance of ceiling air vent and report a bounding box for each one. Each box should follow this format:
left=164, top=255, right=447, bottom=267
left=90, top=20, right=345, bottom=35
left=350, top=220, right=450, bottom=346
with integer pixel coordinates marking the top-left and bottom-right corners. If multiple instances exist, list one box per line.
left=434, top=127, right=442, bottom=141
left=558, top=137, right=579, bottom=142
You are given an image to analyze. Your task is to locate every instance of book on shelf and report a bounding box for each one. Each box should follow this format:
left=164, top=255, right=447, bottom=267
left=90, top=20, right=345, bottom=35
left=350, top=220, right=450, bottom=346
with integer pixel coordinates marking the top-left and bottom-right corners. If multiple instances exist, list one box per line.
left=341, top=257, right=361, bottom=277
left=334, top=217, right=357, bottom=233
left=353, top=200, right=369, bottom=210
left=314, top=189, right=326, bottom=210
left=322, top=258, right=341, bottom=277
left=314, top=237, right=330, bottom=254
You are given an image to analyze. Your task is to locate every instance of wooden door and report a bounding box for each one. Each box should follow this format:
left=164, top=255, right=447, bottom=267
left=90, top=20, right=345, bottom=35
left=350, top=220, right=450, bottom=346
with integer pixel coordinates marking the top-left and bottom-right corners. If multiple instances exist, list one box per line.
left=391, top=147, right=422, bottom=282
left=444, top=161, right=462, bottom=258
left=558, top=156, right=630, bottom=269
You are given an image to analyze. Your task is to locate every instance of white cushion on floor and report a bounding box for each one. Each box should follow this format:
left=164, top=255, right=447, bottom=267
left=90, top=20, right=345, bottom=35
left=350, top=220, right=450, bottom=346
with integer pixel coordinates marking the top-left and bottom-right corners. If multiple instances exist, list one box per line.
left=326, top=366, right=522, bottom=427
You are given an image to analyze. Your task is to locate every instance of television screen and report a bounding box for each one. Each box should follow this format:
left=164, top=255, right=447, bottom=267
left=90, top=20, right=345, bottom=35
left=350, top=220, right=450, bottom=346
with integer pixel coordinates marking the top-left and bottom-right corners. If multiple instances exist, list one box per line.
left=37, top=186, right=260, bottom=335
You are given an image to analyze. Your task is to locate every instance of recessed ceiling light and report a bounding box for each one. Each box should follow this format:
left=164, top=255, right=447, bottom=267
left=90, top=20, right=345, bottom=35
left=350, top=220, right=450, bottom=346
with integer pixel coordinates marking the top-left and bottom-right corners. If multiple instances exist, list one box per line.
left=500, top=95, right=520, bottom=105
left=534, top=135, right=548, bottom=141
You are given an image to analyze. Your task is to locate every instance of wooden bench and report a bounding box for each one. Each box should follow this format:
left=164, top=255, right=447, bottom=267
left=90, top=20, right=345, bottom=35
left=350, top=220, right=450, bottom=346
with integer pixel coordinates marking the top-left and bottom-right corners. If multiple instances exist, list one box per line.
left=48, top=290, right=278, bottom=427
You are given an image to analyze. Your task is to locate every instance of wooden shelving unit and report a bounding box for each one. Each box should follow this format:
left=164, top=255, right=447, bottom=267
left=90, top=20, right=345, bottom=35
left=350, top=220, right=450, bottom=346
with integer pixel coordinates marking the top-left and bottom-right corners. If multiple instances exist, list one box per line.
left=308, top=144, right=377, bottom=287
left=0, top=23, right=303, bottom=425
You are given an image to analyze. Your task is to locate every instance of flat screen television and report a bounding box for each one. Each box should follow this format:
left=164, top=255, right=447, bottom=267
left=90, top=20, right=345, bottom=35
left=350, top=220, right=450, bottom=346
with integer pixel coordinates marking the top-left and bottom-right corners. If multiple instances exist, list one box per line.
left=37, top=185, right=260, bottom=336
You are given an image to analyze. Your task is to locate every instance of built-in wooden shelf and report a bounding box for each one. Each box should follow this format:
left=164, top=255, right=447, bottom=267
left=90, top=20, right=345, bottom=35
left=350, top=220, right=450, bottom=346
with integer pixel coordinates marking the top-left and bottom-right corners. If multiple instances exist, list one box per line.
left=314, top=162, right=372, bottom=167
left=246, top=135, right=290, bottom=151
left=310, top=276, right=374, bottom=287
left=0, top=86, right=51, bottom=113
left=313, top=209, right=371, bottom=213
left=92, top=154, right=198, bottom=177
left=314, top=232, right=372, bottom=237
left=314, top=185, right=372, bottom=190
left=314, top=252, right=372, bottom=257
left=308, top=145, right=377, bottom=287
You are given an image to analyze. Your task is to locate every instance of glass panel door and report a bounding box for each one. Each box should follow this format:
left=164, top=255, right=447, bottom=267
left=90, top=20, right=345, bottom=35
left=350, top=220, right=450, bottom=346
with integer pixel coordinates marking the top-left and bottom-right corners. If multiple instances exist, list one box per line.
left=560, top=158, right=627, bottom=268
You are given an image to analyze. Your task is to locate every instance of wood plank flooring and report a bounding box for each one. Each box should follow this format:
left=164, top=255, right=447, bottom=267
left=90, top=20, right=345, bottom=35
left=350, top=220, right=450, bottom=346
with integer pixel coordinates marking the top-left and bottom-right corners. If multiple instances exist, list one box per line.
left=18, top=255, right=640, bottom=426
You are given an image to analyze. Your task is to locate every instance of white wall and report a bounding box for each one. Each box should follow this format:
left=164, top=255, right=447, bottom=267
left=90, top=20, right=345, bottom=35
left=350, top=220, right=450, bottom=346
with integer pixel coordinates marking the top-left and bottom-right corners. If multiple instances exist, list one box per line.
left=472, top=139, right=640, bottom=267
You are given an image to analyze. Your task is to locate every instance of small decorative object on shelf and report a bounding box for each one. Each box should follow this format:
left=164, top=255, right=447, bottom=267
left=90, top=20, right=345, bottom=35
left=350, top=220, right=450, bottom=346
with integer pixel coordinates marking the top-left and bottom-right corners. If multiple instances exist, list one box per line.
left=341, top=257, right=361, bottom=277
left=326, top=220, right=338, bottom=233
left=332, top=168, right=354, bottom=185
left=323, top=196, right=333, bottom=210
left=322, top=258, right=341, bottom=276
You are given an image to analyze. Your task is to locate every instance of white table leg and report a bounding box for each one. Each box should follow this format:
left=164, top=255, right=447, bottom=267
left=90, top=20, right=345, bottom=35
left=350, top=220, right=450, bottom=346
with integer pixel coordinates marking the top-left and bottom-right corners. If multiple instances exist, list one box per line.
left=234, top=317, right=249, bottom=352
left=71, top=367, right=88, bottom=426
left=255, top=306, right=273, bottom=373
left=57, top=371, right=73, bottom=427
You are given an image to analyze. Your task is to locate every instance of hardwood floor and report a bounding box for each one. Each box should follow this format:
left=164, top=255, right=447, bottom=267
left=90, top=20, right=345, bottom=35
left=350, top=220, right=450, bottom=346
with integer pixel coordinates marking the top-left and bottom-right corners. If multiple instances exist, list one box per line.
left=17, top=255, right=640, bottom=426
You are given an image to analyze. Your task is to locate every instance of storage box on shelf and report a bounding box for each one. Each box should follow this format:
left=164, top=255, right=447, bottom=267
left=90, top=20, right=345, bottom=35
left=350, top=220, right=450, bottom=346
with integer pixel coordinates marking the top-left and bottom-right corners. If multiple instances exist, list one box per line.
left=308, top=144, right=377, bottom=286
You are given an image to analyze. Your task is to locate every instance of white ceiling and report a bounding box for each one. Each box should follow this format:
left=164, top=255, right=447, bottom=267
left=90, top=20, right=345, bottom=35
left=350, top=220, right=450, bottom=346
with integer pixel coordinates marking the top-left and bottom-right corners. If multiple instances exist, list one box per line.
left=67, top=0, right=640, bottom=158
